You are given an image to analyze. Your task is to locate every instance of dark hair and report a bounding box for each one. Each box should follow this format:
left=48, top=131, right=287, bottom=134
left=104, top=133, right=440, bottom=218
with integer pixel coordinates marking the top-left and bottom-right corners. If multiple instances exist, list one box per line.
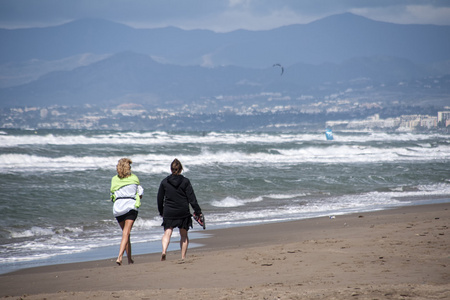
left=171, top=158, right=183, bottom=175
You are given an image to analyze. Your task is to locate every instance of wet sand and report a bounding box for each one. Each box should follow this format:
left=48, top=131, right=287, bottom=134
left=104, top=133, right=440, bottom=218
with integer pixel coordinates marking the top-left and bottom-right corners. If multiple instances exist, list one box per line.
left=1, top=203, right=449, bottom=299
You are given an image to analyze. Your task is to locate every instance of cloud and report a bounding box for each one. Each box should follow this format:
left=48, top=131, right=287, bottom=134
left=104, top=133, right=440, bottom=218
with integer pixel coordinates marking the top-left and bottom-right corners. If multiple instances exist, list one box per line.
left=173, top=5, right=314, bottom=32
left=351, top=4, right=450, bottom=25
left=0, top=0, right=449, bottom=31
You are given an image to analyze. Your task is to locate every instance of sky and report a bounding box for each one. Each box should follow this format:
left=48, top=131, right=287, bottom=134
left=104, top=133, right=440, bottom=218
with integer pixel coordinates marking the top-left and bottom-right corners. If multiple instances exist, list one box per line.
left=0, top=0, right=449, bottom=32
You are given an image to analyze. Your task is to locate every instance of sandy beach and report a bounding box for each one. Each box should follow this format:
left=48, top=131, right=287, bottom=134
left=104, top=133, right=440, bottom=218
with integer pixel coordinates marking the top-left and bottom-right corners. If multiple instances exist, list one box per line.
left=1, top=203, right=449, bottom=300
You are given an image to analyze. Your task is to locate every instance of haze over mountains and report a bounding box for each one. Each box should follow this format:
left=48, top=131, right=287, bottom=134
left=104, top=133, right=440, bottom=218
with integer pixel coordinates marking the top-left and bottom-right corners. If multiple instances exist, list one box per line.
left=0, top=13, right=449, bottom=109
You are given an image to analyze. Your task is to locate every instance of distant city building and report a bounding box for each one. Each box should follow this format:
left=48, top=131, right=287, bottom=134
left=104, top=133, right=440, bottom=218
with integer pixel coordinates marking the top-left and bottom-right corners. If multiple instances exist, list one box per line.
left=111, top=103, right=147, bottom=116
left=420, top=116, right=437, bottom=129
left=326, top=113, right=441, bottom=130
left=438, top=111, right=450, bottom=125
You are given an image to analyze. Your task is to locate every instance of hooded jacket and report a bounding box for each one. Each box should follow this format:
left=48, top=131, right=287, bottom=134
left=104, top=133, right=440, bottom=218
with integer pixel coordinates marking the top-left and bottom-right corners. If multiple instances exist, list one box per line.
left=110, top=173, right=143, bottom=217
left=157, top=174, right=201, bottom=219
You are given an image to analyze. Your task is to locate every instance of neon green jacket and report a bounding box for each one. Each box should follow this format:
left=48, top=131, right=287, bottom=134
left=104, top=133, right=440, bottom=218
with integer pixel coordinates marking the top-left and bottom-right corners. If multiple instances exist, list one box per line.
left=110, top=174, right=142, bottom=208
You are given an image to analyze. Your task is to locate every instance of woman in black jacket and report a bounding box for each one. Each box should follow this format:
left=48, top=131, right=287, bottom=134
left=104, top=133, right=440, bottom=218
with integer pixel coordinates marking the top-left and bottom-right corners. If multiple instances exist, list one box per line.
left=157, top=158, right=202, bottom=261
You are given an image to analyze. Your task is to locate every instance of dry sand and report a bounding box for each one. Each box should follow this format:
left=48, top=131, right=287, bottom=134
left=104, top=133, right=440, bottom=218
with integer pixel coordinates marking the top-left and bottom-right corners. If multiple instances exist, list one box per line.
left=1, top=203, right=449, bottom=300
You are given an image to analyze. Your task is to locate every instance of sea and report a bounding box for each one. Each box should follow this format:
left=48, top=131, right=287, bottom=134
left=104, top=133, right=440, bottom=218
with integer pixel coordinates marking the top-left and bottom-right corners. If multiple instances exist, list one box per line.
left=0, top=129, right=449, bottom=274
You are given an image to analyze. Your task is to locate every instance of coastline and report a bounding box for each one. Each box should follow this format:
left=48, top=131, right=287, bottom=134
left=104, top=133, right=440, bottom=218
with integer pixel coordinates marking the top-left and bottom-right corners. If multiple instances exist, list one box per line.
left=1, top=202, right=449, bottom=299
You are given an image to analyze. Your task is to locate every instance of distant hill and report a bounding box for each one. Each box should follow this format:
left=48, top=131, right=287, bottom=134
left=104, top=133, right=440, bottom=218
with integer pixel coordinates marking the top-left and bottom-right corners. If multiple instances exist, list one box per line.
left=1, top=13, right=449, bottom=67
left=0, top=13, right=449, bottom=109
left=0, top=51, right=442, bottom=108
left=0, top=52, right=256, bottom=107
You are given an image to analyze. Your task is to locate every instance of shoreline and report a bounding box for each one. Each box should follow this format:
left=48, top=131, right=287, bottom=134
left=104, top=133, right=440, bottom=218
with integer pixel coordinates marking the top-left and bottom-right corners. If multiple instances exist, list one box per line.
left=1, top=202, right=449, bottom=299
left=2, top=197, right=449, bottom=276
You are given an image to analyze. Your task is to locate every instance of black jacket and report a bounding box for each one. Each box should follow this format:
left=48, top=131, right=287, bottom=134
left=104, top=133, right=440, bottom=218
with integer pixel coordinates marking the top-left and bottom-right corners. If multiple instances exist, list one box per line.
left=157, top=175, right=201, bottom=219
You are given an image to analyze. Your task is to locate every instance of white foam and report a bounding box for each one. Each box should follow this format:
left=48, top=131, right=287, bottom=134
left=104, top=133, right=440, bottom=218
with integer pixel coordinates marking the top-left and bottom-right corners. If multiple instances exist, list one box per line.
left=1, top=182, right=448, bottom=267
left=265, top=193, right=307, bottom=199
left=211, top=196, right=264, bottom=207
left=204, top=182, right=450, bottom=226
left=133, top=217, right=161, bottom=229
left=1, top=131, right=448, bottom=147
left=1, top=131, right=449, bottom=174
left=2, top=139, right=448, bottom=174
left=1, top=130, right=449, bottom=270
left=10, top=226, right=54, bottom=238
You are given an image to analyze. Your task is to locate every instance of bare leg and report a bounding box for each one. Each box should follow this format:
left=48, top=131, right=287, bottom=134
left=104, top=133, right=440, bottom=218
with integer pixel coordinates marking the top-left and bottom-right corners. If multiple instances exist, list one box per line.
left=126, top=231, right=134, bottom=264
left=161, top=228, right=173, bottom=261
left=179, top=228, right=189, bottom=260
left=117, top=219, right=135, bottom=265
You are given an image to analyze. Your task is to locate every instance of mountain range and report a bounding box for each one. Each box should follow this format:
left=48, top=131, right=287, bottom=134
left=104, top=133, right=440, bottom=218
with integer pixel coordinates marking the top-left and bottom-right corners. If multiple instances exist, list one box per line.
left=0, top=13, right=449, bottom=109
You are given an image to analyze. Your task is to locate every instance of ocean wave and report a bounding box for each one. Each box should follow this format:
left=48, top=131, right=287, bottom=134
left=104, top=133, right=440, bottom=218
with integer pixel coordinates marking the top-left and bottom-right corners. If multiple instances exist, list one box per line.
left=0, top=130, right=448, bottom=273
left=0, top=223, right=162, bottom=265
left=205, top=183, right=450, bottom=226
left=1, top=182, right=448, bottom=269
left=1, top=142, right=448, bottom=173
left=133, top=217, right=161, bottom=229
left=211, top=196, right=264, bottom=207
left=1, top=131, right=448, bottom=147
left=265, top=193, right=307, bottom=199
left=9, top=226, right=55, bottom=238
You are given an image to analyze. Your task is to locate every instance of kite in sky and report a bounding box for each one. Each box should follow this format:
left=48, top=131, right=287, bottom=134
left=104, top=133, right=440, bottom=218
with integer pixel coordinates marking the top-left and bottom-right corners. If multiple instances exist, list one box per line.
left=273, top=63, right=284, bottom=76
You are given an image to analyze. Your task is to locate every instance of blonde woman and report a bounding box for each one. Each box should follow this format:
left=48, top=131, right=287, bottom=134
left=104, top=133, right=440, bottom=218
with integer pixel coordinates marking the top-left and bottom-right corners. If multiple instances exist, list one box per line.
left=110, top=158, right=143, bottom=265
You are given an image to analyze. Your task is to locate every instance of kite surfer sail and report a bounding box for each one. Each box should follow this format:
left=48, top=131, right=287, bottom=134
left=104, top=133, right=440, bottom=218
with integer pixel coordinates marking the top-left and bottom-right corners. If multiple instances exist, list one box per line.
left=325, top=128, right=333, bottom=140
left=273, top=63, right=284, bottom=76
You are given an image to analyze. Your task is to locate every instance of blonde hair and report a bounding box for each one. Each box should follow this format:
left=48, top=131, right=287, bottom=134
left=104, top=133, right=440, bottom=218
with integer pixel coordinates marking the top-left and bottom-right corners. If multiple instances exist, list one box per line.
left=116, top=158, right=132, bottom=179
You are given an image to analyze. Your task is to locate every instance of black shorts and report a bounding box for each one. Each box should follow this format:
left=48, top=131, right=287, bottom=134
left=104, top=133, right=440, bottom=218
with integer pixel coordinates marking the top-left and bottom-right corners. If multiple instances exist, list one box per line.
left=161, top=216, right=192, bottom=231
left=116, top=209, right=138, bottom=223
